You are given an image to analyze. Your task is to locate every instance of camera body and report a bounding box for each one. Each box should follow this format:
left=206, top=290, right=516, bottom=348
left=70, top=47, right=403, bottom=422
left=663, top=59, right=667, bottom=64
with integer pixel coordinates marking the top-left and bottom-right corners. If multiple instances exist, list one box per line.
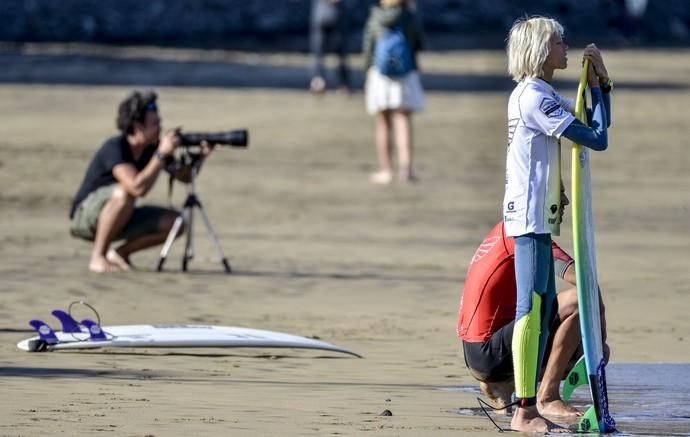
left=178, top=129, right=248, bottom=148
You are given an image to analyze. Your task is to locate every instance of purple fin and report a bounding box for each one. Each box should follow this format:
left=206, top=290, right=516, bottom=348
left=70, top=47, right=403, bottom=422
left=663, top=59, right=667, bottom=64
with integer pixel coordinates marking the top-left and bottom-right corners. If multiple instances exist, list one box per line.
left=80, top=319, right=108, bottom=341
left=51, top=310, right=82, bottom=333
left=29, top=319, right=59, bottom=344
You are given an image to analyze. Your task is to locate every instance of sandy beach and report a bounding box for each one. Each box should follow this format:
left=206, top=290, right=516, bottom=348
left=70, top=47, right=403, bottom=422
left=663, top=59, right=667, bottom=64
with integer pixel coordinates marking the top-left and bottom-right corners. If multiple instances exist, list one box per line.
left=1, top=47, right=689, bottom=435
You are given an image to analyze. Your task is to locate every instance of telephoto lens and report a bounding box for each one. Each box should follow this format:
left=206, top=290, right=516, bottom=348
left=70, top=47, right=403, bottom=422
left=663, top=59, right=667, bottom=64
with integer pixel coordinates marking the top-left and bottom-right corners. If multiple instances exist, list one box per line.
left=178, top=129, right=248, bottom=147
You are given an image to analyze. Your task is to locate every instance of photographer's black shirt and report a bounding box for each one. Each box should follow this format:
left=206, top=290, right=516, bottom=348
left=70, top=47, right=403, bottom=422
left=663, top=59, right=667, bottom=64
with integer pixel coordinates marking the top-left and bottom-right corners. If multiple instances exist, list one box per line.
left=69, top=135, right=156, bottom=218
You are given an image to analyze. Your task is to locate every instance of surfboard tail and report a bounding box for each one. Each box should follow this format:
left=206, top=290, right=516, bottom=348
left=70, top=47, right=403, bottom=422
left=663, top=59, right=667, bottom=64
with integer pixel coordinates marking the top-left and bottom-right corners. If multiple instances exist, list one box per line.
left=595, top=358, right=617, bottom=432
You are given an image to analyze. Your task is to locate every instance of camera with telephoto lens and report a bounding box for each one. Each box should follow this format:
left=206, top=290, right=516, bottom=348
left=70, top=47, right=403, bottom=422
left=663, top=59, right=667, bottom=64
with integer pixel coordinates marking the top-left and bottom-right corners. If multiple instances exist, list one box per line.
left=177, top=129, right=249, bottom=148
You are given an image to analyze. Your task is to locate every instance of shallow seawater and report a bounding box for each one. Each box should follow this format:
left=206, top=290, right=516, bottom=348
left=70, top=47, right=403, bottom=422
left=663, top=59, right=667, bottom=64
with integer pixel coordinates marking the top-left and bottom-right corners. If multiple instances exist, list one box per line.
left=445, top=363, right=690, bottom=436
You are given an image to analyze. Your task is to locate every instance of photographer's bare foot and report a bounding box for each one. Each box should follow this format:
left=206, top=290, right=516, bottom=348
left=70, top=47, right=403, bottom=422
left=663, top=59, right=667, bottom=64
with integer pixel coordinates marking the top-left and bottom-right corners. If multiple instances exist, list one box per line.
left=511, top=405, right=568, bottom=433
left=539, top=399, right=581, bottom=418
left=107, top=249, right=132, bottom=271
left=89, top=255, right=121, bottom=273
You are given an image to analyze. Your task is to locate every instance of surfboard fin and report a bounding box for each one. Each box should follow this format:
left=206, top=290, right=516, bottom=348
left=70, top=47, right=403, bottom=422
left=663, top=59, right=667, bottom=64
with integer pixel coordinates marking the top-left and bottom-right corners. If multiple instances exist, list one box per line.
left=562, top=355, right=587, bottom=401
left=29, top=320, right=59, bottom=352
left=577, top=405, right=599, bottom=433
left=80, top=319, right=108, bottom=341
left=51, top=310, right=82, bottom=333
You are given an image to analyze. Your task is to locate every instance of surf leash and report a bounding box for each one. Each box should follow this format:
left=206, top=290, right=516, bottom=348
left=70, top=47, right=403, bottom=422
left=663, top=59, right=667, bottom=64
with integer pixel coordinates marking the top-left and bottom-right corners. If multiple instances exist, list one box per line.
left=67, top=300, right=104, bottom=342
left=476, top=397, right=520, bottom=432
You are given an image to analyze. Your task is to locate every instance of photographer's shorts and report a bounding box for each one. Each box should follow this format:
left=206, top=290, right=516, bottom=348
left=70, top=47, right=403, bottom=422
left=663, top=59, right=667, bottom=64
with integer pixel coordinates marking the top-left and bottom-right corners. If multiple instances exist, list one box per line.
left=70, top=184, right=176, bottom=242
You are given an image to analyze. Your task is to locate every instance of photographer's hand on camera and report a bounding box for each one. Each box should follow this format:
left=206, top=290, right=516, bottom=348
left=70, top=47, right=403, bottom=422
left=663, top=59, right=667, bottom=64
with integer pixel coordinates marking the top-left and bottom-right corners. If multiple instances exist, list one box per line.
left=200, top=140, right=218, bottom=159
left=156, top=130, right=178, bottom=160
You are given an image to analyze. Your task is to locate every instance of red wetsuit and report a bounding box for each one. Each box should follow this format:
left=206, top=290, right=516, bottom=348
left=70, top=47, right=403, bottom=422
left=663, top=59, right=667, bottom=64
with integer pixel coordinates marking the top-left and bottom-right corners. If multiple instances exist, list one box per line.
left=457, top=221, right=573, bottom=343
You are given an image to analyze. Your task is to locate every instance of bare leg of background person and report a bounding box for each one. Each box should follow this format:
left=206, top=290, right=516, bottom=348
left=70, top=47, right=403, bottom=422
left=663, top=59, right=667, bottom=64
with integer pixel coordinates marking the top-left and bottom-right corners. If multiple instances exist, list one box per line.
left=310, top=23, right=327, bottom=94
left=371, top=110, right=393, bottom=184
left=110, top=211, right=183, bottom=269
left=90, top=186, right=134, bottom=273
left=538, top=288, right=582, bottom=417
left=393, top=110, right=415, bottom=181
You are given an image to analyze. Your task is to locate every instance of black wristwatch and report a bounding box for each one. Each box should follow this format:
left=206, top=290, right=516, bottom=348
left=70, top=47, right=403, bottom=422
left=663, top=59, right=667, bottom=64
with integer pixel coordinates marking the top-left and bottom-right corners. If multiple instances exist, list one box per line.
left=155, top=150, right=172, bottom=163
left=600, top=78, right=613, bottom=94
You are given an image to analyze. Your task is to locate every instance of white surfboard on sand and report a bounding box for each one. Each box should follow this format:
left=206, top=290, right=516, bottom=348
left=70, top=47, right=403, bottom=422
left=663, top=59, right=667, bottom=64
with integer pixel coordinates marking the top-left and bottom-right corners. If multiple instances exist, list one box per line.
left=17, top=310, right=360, bottom=358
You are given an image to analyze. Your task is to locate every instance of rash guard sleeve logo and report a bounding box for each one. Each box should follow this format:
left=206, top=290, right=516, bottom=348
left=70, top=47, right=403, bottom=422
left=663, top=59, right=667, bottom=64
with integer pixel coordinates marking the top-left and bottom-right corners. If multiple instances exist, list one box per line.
left=539, top=97, right=563, bottom=118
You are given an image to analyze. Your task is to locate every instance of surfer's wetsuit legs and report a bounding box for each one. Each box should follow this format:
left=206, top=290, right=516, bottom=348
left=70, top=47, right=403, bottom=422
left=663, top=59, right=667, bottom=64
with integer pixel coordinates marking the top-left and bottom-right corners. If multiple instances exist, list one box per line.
left=512, top=233, right=557, bottom=400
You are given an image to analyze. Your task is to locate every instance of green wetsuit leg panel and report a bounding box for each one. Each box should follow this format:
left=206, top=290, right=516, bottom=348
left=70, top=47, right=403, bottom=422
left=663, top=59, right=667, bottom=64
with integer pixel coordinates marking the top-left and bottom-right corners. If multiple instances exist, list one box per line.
left=512, top=291, right=542, bottom=398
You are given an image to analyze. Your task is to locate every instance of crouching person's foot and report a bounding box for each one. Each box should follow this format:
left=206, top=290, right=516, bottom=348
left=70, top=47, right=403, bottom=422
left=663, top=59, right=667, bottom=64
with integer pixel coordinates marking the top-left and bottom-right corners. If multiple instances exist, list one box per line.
left=511, top=405, right=568, bottom=433
left=479, top=381, right=514, bottom=416
left=538, top=398, right=581, bottom=418
left=89, top=254, right=121, bottom=273
left=107, top=249, right=132, bottom=271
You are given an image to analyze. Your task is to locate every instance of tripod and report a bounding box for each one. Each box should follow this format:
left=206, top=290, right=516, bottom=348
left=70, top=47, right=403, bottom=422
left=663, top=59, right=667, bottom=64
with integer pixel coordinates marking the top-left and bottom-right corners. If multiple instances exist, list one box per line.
left=156, top=151, right=231, bottom=273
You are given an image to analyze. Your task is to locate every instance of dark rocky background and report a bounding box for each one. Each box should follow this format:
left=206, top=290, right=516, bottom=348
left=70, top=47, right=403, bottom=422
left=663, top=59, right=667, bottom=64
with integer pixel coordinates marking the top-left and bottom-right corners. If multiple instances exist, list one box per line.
left=1, top=0, right=688, bottom=50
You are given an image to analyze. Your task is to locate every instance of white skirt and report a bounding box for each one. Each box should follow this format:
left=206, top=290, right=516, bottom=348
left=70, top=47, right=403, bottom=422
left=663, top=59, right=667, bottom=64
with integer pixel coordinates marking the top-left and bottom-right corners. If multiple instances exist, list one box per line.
left=365, top=67, right=425, bottom=115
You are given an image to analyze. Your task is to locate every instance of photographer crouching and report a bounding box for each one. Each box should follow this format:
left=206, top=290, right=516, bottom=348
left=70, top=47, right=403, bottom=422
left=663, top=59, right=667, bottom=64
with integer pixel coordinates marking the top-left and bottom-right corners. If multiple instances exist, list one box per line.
left=69, top=90, right=217, bottom=273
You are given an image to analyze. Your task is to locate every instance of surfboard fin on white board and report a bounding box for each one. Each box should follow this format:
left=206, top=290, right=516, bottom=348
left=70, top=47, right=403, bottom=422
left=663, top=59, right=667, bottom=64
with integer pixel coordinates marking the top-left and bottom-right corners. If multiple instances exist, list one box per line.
left=51, top=310, right=82, bottom=333
left=80, top=319, right=109, bottom=341
left=562, top=355, right=587, bottom=401
left=29, top=320, right=59, bottom=343
left=26, top=319, right=59, bottom=352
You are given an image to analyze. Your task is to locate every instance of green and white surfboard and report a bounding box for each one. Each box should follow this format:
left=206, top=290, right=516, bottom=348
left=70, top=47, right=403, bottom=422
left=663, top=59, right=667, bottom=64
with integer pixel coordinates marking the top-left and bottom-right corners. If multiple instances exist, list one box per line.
left=562, top=60, right=616, bottom=433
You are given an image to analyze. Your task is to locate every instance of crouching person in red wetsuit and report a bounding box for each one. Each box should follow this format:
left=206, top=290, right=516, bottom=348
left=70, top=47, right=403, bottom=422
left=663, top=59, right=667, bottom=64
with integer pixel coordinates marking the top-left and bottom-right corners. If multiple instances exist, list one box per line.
left=457, top=188, right=610, bottom=417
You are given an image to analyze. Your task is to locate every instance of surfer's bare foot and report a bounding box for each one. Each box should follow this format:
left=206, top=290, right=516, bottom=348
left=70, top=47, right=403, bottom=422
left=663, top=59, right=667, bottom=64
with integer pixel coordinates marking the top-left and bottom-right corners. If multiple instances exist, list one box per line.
left=538, top=399, right=581, bottom=418
left=106, top=249, right=132, bottom=271
left=511, top=405, right=568, bottom=433
left=89, top=255, right=121, bottom=273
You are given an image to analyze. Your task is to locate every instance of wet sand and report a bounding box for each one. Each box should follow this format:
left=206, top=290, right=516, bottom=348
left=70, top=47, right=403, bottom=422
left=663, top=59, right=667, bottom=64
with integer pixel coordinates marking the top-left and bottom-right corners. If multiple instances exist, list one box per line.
left=0, top=47, right=689, bottom=435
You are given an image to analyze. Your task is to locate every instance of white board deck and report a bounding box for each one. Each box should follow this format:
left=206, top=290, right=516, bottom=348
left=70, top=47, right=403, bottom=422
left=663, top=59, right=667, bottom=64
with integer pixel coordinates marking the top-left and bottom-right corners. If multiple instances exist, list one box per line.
left=17, top=324, right=361, bottom=357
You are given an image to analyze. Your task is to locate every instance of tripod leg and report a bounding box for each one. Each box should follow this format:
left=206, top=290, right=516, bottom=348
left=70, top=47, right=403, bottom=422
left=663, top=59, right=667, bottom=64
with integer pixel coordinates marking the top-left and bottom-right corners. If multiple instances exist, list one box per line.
left=183, top=204, right=195, bottom=272
left=156, top=214, right=185, bottom=272
left=196, top=204, right=232, bottom=273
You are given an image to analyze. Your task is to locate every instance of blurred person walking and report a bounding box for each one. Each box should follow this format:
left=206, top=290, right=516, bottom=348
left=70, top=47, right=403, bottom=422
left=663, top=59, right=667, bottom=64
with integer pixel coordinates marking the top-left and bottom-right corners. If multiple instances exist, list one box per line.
left=363, top=0, right=424, bottom=184
left=310, top=0, right=351, bottom=94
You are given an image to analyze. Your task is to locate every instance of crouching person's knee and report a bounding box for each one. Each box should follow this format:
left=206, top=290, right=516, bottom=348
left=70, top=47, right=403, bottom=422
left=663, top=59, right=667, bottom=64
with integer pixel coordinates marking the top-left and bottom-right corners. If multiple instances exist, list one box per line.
left=110, top=185, right=136, bottom=209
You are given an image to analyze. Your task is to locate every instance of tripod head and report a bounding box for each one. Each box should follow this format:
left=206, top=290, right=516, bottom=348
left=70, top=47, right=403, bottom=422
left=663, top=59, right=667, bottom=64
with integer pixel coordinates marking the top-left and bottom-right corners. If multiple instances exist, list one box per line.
left=178, top=147, right=204, bottom=168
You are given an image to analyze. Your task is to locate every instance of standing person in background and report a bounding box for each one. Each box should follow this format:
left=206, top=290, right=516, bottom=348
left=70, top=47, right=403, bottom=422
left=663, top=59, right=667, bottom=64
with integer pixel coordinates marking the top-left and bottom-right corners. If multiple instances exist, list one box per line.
left=363, top=0, right=424, bottom=184
left=503, top=16, right=612, bottom=432
left=310, top=0, right=351, bottom=94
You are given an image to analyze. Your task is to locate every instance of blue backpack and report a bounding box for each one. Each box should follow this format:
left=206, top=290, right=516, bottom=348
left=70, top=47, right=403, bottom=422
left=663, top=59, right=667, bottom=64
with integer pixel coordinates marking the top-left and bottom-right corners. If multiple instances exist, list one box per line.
left=374, top=27, right=413, bottom=77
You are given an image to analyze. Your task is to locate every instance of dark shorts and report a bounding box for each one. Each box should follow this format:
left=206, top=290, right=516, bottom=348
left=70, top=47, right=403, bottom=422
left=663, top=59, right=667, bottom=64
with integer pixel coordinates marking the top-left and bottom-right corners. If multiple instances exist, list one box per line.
left=70, top=184, right=177, bottom=242
left=462, top=317, right=574, bottom=383
left=463, top=321, right=516, bottom=382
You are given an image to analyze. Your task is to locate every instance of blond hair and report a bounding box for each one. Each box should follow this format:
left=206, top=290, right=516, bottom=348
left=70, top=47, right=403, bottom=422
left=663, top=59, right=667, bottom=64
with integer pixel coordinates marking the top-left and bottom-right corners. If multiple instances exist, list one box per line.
left=507, top=16, right=564, bottom=82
